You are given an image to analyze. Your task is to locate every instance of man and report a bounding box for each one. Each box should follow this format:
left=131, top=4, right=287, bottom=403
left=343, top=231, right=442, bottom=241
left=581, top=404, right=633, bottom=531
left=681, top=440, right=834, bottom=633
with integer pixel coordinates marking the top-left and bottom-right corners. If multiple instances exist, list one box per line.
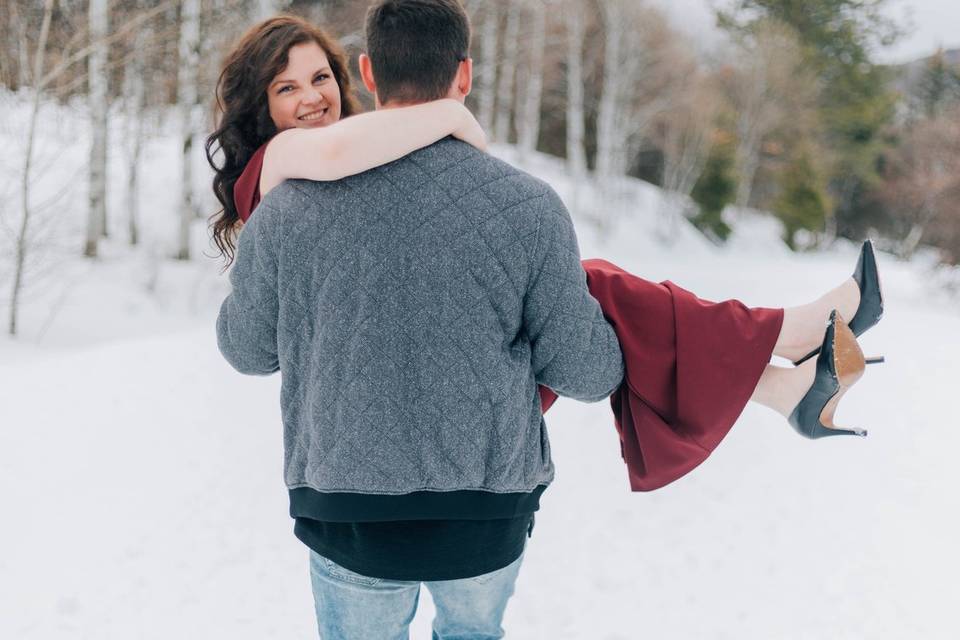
left=216, top=0, right=624, bottom=637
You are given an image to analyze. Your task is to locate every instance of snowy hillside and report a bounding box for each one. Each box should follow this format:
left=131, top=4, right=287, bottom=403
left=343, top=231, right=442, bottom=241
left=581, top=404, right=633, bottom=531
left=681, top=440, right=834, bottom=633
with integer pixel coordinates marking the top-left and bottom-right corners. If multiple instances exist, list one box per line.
left=2, top=93, right=959, bottom=639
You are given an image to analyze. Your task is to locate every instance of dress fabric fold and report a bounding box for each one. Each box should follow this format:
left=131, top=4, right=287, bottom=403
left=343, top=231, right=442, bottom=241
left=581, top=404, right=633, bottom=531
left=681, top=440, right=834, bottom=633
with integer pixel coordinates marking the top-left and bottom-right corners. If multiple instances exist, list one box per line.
left=537, top=258, right=783, bottom=491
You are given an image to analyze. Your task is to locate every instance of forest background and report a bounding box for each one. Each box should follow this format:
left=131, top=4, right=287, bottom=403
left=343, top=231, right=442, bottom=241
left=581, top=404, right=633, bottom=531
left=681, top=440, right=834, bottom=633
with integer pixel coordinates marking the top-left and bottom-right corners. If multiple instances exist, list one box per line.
left=1, top=0, right=958, bottom=335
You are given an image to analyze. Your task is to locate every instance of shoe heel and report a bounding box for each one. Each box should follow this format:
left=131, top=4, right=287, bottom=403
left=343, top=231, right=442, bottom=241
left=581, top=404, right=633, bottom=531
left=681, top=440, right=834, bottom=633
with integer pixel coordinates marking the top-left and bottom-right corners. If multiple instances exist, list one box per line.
left=812, top=387, right=869, bottom=436
left=792, top=348, right=819, bottom=367
left=816, top=425, right=868, bottom=437
left=795, top=352, right=884, bottom=367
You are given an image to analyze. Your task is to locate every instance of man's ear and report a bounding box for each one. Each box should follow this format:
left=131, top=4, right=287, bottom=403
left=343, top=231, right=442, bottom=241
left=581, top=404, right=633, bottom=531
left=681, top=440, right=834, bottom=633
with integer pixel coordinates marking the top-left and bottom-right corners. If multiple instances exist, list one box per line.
left=456, top=58, right=473, bottom=98
left=358, top=53, right=377, bottom=95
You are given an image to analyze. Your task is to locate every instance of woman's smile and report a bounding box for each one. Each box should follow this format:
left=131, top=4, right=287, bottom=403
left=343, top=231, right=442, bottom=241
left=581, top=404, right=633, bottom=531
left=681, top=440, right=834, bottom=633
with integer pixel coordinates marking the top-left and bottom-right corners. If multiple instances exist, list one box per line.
left=297, top=107, right=329, bottom=124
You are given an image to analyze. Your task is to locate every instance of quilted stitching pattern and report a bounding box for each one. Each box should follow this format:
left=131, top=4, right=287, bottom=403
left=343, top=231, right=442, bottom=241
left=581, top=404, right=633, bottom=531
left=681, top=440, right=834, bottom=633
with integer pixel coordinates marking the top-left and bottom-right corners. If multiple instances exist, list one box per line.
left=217, top=139, right=624, bottom=496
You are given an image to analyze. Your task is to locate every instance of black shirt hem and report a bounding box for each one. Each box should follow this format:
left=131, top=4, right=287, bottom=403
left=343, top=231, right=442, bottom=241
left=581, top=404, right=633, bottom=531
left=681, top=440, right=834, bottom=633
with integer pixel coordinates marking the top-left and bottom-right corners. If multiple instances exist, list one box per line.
left=295, top=517, right=531, bottom=581
left=288, top=485, right=548, bottom=522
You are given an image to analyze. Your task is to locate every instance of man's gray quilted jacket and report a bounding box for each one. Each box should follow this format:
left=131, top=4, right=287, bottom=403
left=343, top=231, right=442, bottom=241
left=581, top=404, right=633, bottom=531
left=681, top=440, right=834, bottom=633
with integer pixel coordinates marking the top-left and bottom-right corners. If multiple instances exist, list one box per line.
left=217, top=138, right=624, bottom=517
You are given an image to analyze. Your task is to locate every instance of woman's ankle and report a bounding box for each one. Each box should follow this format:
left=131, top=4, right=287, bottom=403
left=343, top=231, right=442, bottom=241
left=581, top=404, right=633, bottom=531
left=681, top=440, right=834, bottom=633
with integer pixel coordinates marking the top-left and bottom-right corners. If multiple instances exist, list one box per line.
left=774, top=279, right=860, bottom=362
left=772, top=307, right=818, bottom=361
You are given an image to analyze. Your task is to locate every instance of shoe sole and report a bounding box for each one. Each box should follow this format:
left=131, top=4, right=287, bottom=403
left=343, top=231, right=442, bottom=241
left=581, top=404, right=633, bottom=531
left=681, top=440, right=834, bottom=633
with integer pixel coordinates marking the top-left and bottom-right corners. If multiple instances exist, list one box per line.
left=818, top=316, right=866, bottom=431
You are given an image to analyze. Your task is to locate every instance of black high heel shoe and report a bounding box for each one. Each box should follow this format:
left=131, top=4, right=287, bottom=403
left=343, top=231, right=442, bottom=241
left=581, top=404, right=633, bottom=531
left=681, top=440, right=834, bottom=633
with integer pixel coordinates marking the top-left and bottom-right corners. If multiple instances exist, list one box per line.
left=788, top=310, right=871, bottom=439
left=792, top=239, right=885, bottom=366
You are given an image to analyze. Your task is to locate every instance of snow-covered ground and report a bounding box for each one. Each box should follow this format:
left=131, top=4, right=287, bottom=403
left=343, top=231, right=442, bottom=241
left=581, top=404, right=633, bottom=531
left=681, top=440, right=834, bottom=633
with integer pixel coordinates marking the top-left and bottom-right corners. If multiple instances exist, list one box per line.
left=2, top=93, right=959, bottom=639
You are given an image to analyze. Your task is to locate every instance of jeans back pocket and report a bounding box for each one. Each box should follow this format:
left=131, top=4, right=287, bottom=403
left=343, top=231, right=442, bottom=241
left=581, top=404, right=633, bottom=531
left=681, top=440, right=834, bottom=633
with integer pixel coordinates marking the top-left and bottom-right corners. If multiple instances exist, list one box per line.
left=312, top=552, right=382, bottom=587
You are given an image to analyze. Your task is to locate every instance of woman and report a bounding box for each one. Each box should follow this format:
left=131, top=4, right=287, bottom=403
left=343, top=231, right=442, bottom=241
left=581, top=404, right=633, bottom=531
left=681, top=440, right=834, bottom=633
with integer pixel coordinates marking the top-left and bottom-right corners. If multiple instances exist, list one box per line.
left=206, top=16, right=885, bottom=492
left=206, top=16, right=486, bottom=266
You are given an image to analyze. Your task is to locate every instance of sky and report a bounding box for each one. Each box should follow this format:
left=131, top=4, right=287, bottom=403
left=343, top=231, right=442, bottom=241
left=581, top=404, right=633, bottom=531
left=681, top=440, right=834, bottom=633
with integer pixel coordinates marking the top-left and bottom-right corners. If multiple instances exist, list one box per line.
left=648, top=0, right=960, bottom=65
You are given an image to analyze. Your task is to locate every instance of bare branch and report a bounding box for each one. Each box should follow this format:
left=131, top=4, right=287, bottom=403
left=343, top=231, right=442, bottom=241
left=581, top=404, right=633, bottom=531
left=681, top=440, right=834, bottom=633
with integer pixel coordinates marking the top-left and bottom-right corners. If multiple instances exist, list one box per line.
left=38, top=0, right=180, bottom=90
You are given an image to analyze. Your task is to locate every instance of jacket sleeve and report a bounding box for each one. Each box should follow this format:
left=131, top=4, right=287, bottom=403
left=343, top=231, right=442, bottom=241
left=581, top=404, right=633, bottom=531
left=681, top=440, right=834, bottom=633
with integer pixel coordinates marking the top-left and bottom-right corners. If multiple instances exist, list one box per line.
left=523, top=187, right=624, bottom=402
left=215, top=202, right=281, bottom=376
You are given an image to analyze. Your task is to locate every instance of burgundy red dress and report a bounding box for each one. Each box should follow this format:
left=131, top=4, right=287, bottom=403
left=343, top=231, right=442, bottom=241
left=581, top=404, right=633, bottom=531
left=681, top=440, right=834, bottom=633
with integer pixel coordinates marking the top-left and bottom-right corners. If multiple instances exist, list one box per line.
left=233, top=145, right=784, bottom=492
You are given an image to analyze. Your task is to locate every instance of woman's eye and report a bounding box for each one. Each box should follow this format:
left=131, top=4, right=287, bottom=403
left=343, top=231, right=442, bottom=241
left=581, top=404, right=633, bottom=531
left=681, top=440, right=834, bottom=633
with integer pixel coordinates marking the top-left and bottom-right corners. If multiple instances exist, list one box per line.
left=314, top=74, right=329, bottom=83
left=277, top=85, right=292, bottom=94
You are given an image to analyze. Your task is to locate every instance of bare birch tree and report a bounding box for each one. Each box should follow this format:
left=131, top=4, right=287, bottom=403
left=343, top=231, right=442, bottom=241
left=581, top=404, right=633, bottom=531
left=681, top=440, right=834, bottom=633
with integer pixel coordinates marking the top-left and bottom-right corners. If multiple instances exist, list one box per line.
left=122, top=24, right=152, bottom=247
left=594, top=0, right=624, bottom=181
left=9, top=0, right=55, bottom=336
left=494, top=0, right=520, bottom=143
left=10, top=2, right=32, bottom=89
left=595, top=3, right=678, bottom=184
left=517, top=0, right=547, bottom=161
left=475, top=1, right=499, bottom=135
left=564, top=0, right=587, bottom=177
left=85, top=0, right=109, bottom=258
left=657, top=73, right=722, bottom=242
left=726, top=20, right=809, bottom=210
left=7, top=0, right=182, bottom=334
left=176, top=0, right=201, bottom=260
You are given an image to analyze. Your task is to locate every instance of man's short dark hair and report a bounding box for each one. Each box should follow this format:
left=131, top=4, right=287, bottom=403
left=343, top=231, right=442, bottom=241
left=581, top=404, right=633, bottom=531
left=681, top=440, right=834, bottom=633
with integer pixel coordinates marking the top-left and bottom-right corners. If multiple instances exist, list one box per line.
left=365, top=0, right=471, bottom=104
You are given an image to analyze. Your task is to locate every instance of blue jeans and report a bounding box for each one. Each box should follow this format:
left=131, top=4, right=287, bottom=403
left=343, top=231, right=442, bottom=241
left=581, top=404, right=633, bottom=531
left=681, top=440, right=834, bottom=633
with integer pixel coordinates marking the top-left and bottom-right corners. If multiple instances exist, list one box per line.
left=309, top=547, right=525, bottom=640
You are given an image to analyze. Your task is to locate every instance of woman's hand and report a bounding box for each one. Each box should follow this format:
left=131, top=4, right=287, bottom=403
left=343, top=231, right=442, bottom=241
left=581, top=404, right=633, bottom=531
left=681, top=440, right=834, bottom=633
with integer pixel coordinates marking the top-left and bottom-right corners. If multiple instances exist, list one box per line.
left=452, top=104, right=488, bottom=152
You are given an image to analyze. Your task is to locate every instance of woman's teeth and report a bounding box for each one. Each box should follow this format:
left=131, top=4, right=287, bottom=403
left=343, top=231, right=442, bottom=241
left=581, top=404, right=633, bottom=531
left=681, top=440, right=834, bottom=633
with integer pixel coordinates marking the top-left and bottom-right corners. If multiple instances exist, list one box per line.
left=298, top=109, right=326, bottom=121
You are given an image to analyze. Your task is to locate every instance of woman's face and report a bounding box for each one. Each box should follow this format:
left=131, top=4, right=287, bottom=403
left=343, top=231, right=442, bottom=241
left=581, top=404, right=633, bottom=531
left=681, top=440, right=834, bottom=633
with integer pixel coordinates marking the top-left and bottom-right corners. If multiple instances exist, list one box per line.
left=266, top=41, right=342, bottom=131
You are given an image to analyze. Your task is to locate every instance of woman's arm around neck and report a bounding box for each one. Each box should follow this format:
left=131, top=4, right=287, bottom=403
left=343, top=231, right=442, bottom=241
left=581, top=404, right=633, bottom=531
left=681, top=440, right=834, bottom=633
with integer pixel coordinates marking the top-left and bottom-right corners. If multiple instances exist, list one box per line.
left=259, top=98, right=486, bottom=197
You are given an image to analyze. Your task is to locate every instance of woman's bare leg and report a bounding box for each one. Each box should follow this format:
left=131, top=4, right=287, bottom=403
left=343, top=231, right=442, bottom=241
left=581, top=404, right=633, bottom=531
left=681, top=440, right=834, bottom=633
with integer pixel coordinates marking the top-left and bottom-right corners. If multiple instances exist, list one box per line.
left=750, top=359, right=817, bottom=417
left=773, top=278, right=860, bottom=362
left=754, top=276, right=868, bottom=417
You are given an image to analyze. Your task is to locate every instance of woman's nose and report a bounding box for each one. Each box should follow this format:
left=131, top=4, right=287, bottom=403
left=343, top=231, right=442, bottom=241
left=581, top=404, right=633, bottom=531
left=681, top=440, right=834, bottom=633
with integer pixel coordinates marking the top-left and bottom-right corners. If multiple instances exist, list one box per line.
left=302, top=87, right=323, bottom=104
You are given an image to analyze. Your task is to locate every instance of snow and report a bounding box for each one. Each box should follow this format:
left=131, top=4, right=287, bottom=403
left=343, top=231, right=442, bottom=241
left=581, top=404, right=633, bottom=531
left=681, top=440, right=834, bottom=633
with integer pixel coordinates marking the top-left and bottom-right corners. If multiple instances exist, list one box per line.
left=2, top=92, right=959, bottom=639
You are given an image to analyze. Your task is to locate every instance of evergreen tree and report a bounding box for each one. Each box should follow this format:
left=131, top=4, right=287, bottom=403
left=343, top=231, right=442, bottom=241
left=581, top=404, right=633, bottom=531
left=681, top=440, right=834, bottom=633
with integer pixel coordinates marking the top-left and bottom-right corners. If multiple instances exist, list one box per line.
left=691, top=136, right=737, bottom=243
left=718, top=0, right=900, bottom=242
left=773, top=147, right=831, bottom=249
left=916, top=50, right=960, bottom=119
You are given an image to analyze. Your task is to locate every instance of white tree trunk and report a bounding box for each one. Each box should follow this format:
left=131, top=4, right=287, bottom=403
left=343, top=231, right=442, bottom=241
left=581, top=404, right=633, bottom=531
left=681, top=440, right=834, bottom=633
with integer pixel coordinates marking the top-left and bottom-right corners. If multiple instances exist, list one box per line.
left=494, top=0, right=520, bottom=144
left=728, top=22, right=809, bottom=211
left=176, top=0, right=201, bottom=260
left=124, top=26, right=150, bottom=247
left=85, top=0, right=109, bottom=257
left=658, top=86, right=716, bottom=242
left=10, top=0, right=55, bottom=336
left=733, top=63, right=767, bottom=209
left=11, top=2, right=31, bottom=89
left=662, top=129, right=711, bottom=198
left=517, top=0, right=546, bottom=161
left=595, top=2, right=624, bottom=181
left=898, top=219, right=926, bottom=259
left=734, top=133, right=761, bottom=209
left=565, top=0, right=587, bottom=177
left=476, top=1, right=499, bottom=135
left=596, top=3, right=679, bottom=189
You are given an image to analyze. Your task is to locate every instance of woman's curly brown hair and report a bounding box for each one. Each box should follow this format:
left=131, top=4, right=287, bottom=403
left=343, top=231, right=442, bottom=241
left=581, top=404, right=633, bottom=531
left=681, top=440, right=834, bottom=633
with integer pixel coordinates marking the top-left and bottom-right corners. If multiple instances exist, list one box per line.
left=205, top=15, right=360, bottom=266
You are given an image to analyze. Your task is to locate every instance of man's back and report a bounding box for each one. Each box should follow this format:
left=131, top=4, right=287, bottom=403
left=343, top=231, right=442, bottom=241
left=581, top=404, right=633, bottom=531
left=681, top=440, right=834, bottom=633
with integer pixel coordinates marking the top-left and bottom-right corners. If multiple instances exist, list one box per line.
left=214, top=0, right=624, bottom=628
left=217, top=138, right=623, bottom=523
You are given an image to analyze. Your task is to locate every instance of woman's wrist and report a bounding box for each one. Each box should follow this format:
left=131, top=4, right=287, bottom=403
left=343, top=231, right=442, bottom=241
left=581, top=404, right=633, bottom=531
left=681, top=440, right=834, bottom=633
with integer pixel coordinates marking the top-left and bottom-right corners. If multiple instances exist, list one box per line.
left=452, top=99, right=472, bottom=126
left=444, top=100, right=470, bottom=135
